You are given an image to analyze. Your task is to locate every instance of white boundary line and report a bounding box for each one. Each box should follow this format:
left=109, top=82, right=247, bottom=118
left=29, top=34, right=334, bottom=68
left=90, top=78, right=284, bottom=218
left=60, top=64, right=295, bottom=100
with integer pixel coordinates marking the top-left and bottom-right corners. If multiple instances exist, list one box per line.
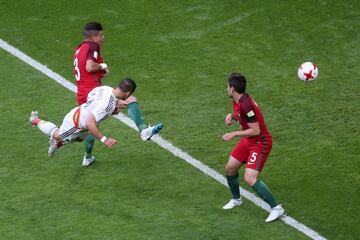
left=0, top=38, right=327, bottom=240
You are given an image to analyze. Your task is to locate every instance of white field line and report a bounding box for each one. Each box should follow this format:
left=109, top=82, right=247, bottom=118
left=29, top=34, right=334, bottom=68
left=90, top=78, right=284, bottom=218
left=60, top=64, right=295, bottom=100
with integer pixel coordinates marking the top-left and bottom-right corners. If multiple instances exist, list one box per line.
left=0, top=38, right=327, bottom=240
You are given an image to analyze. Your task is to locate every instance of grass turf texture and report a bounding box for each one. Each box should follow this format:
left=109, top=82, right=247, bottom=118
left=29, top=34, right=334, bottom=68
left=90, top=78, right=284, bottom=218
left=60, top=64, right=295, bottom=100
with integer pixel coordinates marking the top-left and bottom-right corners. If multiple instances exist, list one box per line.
left=0, top=0, right=359, bottom=239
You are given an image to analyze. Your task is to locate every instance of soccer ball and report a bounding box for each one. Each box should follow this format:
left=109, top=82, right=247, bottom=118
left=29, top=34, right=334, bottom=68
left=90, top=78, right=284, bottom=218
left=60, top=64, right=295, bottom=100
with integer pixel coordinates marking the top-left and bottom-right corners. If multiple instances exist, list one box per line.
left=298, top=62, right=318, bottom=81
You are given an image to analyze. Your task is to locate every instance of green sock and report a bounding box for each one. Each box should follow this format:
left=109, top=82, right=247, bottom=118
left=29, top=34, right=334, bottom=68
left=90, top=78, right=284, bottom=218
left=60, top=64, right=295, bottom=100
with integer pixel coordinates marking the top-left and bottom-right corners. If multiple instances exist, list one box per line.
left=226, top=173, right=240, bottom=199
left=85, top=134, right=95, bottom=158
left=252, top=180, right=278, bottom=208
left=127, top=102, right=147, bottom=131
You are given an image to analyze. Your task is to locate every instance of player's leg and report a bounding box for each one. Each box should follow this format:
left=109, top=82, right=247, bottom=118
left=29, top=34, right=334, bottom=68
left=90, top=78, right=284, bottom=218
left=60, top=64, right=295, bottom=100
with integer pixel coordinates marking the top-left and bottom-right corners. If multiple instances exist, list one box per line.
left=49, top=109, right=84, bottom=157
left=245, top=168, right=279, bottom=208
left=83, top=134, right=96, bottom=167
left=223, top=156, right=245, bottom=209
left=223, top=139, right=247, bottom=209
left=126, top=96, right=147, bottom=131
left=85, top=134, right=95, bottom=158
left=84, top=134, right=95, bottom=158
left=30, top=111, right=58, bottom=137
left=244, top=168, right=284, bottom=222
left=244, top=143, right=284, bottom=222
left=30, top=111, right=63, bottom=157
left=125, top=96, right=163, bottom=141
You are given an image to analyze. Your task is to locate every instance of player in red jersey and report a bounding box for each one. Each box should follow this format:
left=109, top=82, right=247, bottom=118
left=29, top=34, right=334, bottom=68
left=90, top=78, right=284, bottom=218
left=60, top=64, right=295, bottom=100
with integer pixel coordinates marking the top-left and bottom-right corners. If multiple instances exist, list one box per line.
left=73, top=22, right=163, bottom=167
left=73, top=22, right=108, bottom=166
left=74, top=22, right=108, bottom=105
left=221, top=73, right=284, bottom=222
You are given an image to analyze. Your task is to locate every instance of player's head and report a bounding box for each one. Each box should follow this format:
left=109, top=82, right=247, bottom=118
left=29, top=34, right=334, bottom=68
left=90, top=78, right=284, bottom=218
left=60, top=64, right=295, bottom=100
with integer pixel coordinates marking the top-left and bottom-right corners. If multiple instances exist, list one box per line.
left=83, top=22, right=104, bottom=46
left=227, top=72, right=246, bottom=97
left=118, top=78, right=137, bottom=99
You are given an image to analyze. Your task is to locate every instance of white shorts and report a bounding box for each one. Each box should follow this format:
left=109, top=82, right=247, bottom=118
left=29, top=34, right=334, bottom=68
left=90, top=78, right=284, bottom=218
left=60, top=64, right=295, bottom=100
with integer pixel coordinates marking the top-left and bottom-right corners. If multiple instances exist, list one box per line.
left=59, top=107, right=89, bottom=143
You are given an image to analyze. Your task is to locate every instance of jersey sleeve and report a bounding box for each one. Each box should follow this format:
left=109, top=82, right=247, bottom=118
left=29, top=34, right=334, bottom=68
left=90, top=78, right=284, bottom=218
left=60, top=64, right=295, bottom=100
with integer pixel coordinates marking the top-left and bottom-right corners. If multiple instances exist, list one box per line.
left=86, top=42, right=100, bottom=62
left=91, top=94, right=115, bottom=122
left=241, top=98, right=257, bottom=123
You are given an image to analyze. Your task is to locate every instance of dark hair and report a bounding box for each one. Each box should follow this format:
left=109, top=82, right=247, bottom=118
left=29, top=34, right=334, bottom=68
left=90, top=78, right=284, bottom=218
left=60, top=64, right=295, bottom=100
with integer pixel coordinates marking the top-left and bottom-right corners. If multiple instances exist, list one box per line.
left=119, top=78, right=136, bottom=94
left=228, top=72, right=247, bottom=94
left=83, top=22, right=103, bottom=37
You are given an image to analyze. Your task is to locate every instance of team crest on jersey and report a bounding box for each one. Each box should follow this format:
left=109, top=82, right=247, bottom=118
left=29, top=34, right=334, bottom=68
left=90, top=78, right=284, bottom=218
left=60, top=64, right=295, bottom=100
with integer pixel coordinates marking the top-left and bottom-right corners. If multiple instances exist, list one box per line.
left=93, top=51, right=98, bottom=59
left=247, top=110, right=255, bottom=117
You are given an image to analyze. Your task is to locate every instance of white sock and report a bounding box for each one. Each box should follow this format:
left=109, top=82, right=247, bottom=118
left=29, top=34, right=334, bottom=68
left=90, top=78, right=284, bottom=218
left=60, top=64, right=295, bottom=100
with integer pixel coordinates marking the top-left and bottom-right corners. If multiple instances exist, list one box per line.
left=37, top=120, right=58, bottom=137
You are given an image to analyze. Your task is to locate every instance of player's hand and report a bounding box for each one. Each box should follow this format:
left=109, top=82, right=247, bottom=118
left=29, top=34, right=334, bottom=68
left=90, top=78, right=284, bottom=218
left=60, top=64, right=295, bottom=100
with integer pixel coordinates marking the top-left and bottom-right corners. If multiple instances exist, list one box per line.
left=117, top=100, right=128, bottom=110
left=112, top=100, right=128, bottom=115
left=225, top=113, right=233, bottom=126
left=222, top=132, right=235, bottom=142
left=101, top=67, right=109, bottom=77
left=103, top=137, right=117, bottom=147
left=112, top=107, right=120, bottom=115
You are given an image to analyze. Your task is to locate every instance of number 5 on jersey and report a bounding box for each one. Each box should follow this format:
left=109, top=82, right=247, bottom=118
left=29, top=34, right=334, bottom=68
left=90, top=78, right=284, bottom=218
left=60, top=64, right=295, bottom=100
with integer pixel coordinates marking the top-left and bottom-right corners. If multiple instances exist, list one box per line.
left=250, top=152, right=258, bottom=163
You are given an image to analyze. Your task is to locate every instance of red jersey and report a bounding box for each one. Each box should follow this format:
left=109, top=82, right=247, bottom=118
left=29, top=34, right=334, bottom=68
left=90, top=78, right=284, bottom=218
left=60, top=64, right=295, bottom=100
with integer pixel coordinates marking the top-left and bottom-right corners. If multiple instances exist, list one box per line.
left=73, top=41, right=104, bottom=105
left=233, top=93, right=272, bottom=143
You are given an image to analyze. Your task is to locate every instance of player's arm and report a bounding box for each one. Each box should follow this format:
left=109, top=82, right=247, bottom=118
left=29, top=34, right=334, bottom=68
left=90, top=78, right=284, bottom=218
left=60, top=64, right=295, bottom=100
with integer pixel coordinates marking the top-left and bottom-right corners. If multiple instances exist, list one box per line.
left=222, top=122, right=260, bottom=141
left=223, top=101, right=260, bottom=141
left=85, top=43, right=108, bottom=74
left=112, top=100, right=128, bottom=115
left=86, top=59, right=108, bottom=73
left=225, top=113, right=237, bottom=125
left=85, top=113, right=117, bottom=147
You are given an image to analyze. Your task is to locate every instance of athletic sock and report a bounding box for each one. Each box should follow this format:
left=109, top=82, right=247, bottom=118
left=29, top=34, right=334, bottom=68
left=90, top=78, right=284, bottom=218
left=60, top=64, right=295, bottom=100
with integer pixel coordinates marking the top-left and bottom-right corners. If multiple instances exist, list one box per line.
left=37, top=120, right=58, bottom=137
left=251, top=180, right=278, bottom=208
left=85, top=134, right=95, bottom=158
left=32, top=118, right=41, bottom=126
left=127, top=102, right=147, bottom=131
left=226, top=172, right=240, bottom=199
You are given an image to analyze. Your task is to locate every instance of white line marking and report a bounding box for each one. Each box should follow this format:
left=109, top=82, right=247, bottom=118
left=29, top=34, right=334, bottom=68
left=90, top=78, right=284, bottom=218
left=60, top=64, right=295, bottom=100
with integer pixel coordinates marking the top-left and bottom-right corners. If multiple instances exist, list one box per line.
left=0, top=38, right=327, bottom=240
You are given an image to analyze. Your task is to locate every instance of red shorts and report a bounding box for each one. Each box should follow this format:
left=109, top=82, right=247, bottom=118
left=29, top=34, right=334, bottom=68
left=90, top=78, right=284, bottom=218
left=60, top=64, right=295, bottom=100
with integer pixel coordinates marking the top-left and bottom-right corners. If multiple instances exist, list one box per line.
left=230, top=137, right=272, bottom=172
left=77, top=97, right=86, bottom=106
left=77, top=84, right=100, bottom=105
left=77, top=90, right=90, bottom=105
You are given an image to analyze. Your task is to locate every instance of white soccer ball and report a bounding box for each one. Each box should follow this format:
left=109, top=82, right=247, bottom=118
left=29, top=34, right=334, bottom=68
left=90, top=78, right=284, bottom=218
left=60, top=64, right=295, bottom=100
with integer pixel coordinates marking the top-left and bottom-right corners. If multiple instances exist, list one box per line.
left=298, top=62, right=318, bottom=81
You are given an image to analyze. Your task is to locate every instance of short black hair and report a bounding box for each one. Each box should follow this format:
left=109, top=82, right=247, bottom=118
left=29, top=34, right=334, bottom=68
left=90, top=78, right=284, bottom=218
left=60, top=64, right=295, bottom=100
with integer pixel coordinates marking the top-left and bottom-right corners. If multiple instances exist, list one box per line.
left=119, top=78, right=136, bottom=94
left=83, top=22, right=103, bottom=37
left=228, top=72, right=247, bottom=94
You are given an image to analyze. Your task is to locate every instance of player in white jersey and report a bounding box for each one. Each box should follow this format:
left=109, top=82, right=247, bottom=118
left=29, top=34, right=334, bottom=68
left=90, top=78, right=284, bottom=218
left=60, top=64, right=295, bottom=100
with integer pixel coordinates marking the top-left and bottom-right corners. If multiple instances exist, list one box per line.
left=29, top=78, right=163, bottom=166
left=58, top=85, right=117, bottom=144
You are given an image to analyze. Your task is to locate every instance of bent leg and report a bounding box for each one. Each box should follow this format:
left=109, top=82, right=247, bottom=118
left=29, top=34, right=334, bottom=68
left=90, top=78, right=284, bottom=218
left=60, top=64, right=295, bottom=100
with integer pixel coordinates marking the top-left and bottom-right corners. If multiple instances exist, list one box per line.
left=37, top=120, right=58, bottom=137
left=125, top=96, right=147, bottom=131
left=225, top=156, right=244, bottom=199
left=245, top=168, right=278, bottom=208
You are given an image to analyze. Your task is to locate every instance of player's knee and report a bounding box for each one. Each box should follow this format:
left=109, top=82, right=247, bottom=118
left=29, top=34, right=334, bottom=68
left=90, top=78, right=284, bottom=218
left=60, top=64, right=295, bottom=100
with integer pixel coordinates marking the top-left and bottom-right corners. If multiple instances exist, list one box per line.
left=126, top=95, right=137, bottom=104
left=225, top=164, right=237, bottom=176
left=244, top=174, right=257, bottom=186
left=53, top=130, right=60, bottom=141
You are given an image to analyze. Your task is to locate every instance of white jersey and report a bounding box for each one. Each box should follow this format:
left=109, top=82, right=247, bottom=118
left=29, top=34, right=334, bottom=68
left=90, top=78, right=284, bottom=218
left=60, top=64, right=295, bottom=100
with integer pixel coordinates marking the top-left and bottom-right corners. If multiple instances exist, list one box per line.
left=77, top=86, right=117, bottom=128
left=58, top=86, right=117, bottom=143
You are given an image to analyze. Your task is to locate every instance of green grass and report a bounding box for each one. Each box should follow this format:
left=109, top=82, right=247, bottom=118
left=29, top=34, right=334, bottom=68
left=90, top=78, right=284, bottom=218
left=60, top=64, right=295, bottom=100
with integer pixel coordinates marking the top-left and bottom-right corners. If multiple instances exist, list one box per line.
left=0, top=0, right=359, bottom=239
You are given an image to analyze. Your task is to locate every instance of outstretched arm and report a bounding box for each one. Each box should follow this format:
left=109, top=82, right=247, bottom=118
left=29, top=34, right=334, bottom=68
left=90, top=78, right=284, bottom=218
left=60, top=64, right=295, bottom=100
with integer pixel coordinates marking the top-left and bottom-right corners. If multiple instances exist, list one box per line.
left=85, top=113, right=117, bottom=147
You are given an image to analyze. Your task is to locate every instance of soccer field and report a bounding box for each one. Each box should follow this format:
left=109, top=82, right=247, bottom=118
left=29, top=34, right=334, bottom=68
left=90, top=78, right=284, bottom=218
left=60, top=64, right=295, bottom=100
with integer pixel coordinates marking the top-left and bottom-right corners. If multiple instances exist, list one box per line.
left=0, top=1, right=359, bottom=239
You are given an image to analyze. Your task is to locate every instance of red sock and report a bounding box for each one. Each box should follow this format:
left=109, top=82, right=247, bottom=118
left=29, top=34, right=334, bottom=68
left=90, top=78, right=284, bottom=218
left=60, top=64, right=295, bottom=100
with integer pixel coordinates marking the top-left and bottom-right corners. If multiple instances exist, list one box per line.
left=32, top=118, right=41, bottom=126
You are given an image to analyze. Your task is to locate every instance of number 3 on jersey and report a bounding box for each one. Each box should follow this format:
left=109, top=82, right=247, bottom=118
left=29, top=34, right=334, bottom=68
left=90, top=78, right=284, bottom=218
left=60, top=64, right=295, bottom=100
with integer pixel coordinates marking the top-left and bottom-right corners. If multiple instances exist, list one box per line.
left=74, top=57, right=80, bottom=81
